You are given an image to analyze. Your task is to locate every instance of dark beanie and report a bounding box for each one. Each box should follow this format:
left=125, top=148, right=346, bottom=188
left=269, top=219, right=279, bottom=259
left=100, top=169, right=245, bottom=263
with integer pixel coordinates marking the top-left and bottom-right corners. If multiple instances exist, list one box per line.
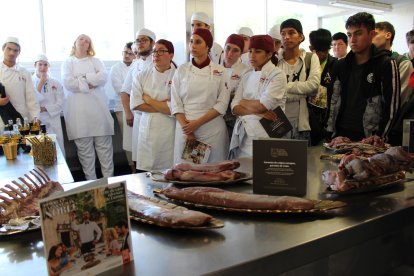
left=281, top=18, right=303, bottom=34
left=225, top=34, right=245, bottom=52
left=249, top=35, right=274, bottom=53
left=193, top=28, right=213, bottom=49
left=156, top=39, right=174, bottom=54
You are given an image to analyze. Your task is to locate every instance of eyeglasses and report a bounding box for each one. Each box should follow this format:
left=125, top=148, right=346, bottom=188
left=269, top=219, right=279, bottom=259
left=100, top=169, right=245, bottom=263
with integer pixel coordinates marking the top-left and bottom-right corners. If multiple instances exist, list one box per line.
left=136, top=38, right=150, bottom=44
left=152, top=49, right=169, bottom=56
left=122, top=51, right=135, bottom=56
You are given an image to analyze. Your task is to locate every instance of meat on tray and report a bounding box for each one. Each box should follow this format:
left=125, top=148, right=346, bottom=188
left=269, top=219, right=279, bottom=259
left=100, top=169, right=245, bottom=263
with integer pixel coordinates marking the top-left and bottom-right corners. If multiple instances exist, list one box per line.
left=322, top=146, right=413, bottom=192
left=160, top=187, right=315, bottom=210
left=0, top=168, right=63, bottom=225
left=164, top=169, right=241, bottom=182
left=128, top=192, right=212, bottom=227
left=172, top=160, right=240, bottom=173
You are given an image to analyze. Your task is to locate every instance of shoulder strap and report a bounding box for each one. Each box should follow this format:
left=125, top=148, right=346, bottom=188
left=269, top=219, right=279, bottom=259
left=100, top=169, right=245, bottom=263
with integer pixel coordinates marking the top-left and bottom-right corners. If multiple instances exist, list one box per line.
left=304, top=52, right=312, bottom=80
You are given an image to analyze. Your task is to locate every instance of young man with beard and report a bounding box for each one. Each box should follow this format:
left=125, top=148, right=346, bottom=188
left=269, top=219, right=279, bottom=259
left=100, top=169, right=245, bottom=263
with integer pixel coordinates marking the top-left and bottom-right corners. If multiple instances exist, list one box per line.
left=120, top=28, right=156, bottom=170
left=0, top=37, right=40, bottom=126
left=327, top=13, right=400, bottom=142
left=110, top=42, right=136, bottom=173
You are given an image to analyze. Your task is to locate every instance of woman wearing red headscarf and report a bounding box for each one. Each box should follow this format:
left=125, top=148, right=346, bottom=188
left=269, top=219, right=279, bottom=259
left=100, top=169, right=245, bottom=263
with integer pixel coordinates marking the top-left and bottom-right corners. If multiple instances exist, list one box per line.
left=130, top=39, right=176, bottom=171
left=229, top=35, right=287, bottom=158
left=170, top=28, right=230, bottom=164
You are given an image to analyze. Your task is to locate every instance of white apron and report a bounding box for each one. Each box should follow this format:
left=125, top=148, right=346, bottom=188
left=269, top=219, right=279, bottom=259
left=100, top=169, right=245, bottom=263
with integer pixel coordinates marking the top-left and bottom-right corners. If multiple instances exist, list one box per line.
left=61, top=56, right=113, bottom=140
left=122, top=110, right=133, bottom=152
left=229, top=71, right=268, bottom=158
left=132, top=67, right=176, bottom=171
left=123, top=57, right=153, bottom=162
left=171, top=63, right=229, bottom=164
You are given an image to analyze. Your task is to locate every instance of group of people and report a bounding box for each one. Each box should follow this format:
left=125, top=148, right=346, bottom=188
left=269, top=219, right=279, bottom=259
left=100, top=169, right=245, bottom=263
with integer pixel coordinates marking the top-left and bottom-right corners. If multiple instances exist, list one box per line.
left=47, top=211, right=130, bottom=275
left=1, top=11, right=414, bottom=180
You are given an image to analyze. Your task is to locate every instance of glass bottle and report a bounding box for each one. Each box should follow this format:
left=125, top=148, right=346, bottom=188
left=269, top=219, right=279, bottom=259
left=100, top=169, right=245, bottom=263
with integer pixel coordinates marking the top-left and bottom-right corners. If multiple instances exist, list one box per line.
left=20, top=117, right=30, bottom=136
left=30, top=117, right=40, bottom=135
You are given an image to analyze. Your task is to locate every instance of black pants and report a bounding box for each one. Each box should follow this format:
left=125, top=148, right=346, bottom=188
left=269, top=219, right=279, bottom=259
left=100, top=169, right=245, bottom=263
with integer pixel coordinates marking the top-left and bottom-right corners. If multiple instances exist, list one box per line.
left=81, top=241, right=94, bottom=254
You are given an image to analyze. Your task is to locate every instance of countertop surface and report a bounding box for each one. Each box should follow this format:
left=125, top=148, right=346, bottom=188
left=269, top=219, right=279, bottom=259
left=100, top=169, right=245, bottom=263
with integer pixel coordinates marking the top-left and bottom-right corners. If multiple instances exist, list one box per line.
left=1, top=147, right=414, bottom=276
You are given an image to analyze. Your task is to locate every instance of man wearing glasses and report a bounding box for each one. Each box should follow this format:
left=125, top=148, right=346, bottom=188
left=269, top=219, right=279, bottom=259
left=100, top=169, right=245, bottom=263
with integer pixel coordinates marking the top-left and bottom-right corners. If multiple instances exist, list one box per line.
left=110, top=42, right=136, bottom=173
left=121, top=28, right=156, bottom=170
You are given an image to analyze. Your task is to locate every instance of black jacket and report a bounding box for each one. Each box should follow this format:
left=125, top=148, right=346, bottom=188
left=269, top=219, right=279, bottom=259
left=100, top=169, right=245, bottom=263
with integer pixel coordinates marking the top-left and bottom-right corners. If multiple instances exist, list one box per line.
left=328, top=45, right=400, bottom=140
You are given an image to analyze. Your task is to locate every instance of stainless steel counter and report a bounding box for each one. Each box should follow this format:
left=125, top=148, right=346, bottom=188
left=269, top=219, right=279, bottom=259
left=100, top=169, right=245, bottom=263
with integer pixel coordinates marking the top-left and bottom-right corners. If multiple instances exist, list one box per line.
left=1, top=147, right=414, bottom=276
left=0, top=143, right=74, bottom=186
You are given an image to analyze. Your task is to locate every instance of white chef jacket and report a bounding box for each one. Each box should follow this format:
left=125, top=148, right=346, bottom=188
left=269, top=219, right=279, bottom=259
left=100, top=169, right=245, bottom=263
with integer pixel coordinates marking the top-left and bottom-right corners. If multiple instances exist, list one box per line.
left=277, top=49, right=320, bottom=132
left=0, top=62, right=40, bottom=123
left=110, top=61, right=130, bottom=112
left=170, top=61, right=230, bottom=163
left=130, top=66, right=176, bottom=171
left=229, top=60, right=287, bottom=158
left=210, top=42, right=223, bottom=64
left=220, top=59, right=250, bottom=94
left=121, top=57, right=153, bottom=161
left=61, top=56, right=113, bottom=140
left=32, top=74, right=65, bottom=154
left=240, top=52, right=251, bottom=67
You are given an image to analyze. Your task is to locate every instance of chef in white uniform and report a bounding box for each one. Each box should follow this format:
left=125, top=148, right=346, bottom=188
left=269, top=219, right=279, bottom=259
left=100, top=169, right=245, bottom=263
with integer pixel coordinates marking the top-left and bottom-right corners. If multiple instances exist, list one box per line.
left=0, top=37, right=39, bottom=124
left=220, top=34, right=250, bottom=139
left=130, top=39, right=176, bottom=171
left=110, top=42, right=135, bottom=173
left=268, top=24, right=283, bottom=60
left=191, top=12, right=223, bottom=64
left=61, top=34, right=114, bottom=180
left=237, top=27, right=254, bottom=66
left=171, top=28, right=230, bottom=164
left=121, top=28, right=155, bottom=165
left=32, top=54, right=65, bottom=156
left=229, top=35, right=287, bottom=159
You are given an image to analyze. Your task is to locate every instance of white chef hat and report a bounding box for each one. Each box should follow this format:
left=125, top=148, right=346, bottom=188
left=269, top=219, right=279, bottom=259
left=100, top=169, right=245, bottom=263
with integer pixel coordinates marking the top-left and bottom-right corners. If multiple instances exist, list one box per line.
left=268, top=25, right=282, bottom=41
left=135, top=28, right=156, bottom=41
left=238, top=27, right=254, bottom=38
left=35, top=54, right=48, bottom=63
left=4, top=36, right=20, bottom=46
left=191, top=12, right=210, bottom=25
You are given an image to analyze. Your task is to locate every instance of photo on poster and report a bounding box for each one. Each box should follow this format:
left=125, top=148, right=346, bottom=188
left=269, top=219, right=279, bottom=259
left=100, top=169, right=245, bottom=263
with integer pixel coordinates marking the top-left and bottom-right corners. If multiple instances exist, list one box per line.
left=182, top=139, right=212, bottom=164
left=39, top=180, right=133, bottom=276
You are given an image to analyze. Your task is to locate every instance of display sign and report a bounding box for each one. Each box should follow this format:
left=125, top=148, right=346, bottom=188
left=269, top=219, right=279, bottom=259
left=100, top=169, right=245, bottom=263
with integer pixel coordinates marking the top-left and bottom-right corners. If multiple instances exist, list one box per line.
left=253, top=139, right=307, bottom=196
left=39, top=178, right=133, bottom=276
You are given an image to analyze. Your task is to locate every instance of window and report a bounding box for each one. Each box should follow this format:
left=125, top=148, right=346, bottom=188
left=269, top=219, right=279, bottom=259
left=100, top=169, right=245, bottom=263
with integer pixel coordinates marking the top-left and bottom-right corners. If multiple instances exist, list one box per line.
left=0, top=0, right=134, bottom=62
left=0, top=0, right=42, bottom=61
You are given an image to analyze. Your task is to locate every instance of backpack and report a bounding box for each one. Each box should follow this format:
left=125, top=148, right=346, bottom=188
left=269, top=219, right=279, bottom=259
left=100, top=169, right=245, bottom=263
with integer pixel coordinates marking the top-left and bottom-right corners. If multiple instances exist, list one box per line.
left=303, top=52, right=326, bottom=146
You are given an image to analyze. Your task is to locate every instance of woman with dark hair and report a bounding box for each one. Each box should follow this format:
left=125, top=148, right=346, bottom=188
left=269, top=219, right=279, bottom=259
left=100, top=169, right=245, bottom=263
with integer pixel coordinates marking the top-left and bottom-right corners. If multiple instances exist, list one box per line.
left=47, top=244, right=73, bottom=276
left=171, top=28, right=230, bottom=164
left=61, top=34, right=114, bottom=180
left=130, top=39, right=176, bottom=171
left=229, top=35, right=287, bottom=158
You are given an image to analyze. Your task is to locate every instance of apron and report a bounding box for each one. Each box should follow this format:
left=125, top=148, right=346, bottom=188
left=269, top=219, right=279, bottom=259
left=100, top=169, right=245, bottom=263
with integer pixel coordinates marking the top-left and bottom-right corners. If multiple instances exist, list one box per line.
left=135, top=68, right=176, bottom=171
left=173, top=64, right=229, bottom=164
left=229, top=71, right=268, bottom=158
